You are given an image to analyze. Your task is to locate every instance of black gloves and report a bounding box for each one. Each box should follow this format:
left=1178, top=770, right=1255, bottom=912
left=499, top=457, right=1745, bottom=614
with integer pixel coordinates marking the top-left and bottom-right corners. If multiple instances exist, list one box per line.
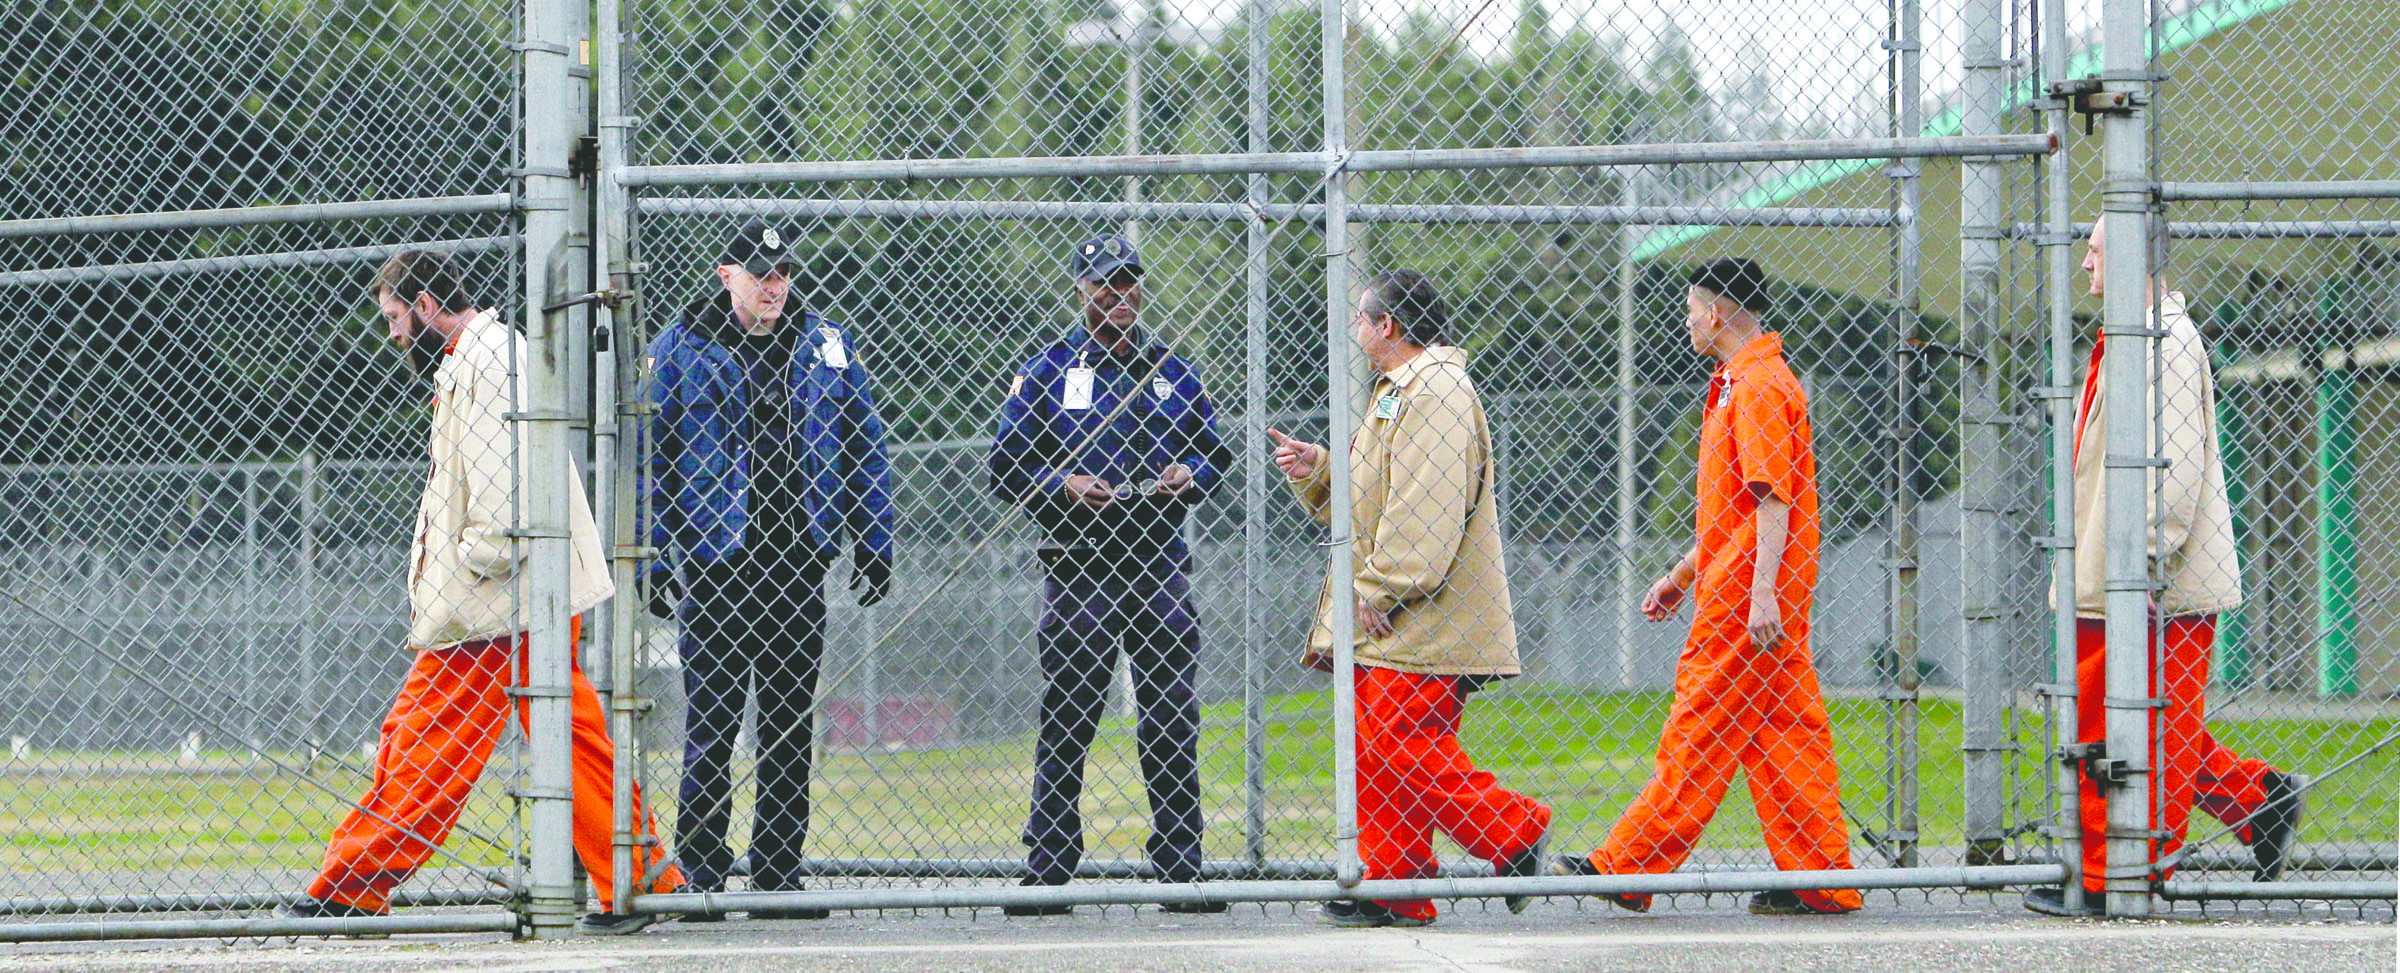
left=851, top=547, right=892, bottom=608
left=646, top=572, right=681, bottom=620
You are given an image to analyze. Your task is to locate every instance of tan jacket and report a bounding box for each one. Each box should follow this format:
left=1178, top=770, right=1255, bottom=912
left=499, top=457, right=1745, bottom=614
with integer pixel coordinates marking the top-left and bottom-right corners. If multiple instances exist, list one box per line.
left=2072, top=292, right=2243, bottom=619
left=406, top=310, right=615, bottom=650
left=1289, top=346, right=1518, bottom=676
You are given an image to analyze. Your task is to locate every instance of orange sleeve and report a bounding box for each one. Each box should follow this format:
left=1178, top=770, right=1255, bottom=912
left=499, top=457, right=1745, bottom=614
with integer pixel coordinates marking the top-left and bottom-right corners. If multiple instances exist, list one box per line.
left=1731, top=377, right=1807, bottom=504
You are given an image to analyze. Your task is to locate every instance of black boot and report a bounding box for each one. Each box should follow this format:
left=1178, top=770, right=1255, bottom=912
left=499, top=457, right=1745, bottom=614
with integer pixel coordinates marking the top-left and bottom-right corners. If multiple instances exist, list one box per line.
left=2250, top=771, right=2307, bottom=882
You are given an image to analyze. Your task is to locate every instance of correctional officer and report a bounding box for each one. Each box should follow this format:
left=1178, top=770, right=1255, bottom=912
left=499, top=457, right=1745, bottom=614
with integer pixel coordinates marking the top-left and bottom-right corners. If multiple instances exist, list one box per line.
left=645, top=219, right=897, bottom=920
left=2021, top=219, right=2303, bottom=917
left=1556, top=258, right=1862, bottom=917
left=988, top=233, right=1233, bottom=915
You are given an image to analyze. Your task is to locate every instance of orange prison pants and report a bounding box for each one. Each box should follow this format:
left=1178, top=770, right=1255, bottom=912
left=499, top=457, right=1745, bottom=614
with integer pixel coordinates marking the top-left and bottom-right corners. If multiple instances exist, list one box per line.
left=1590, top=619, right=1860, bottom=913
left=2073, top=616, right=2276, bottom=894
left=308, top=622, right=680, bottom=912
left=1354, top=665, right=1551, bottom=922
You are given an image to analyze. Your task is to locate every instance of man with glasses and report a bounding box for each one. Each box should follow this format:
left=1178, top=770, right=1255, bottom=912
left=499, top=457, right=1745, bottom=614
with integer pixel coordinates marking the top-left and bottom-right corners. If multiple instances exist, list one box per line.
left=987, top=233, right=1233, bottom=915
left=645, top=219, right=896, bottom=919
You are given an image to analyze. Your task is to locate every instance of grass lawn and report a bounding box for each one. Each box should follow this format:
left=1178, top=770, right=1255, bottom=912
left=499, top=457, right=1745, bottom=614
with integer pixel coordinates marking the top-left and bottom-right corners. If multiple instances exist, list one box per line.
left=1, top=690, right=2389, bottom=884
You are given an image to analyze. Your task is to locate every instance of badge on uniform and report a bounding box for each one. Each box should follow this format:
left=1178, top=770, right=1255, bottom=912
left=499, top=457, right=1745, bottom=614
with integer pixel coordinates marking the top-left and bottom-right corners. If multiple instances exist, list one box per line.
left=1062, top=367, right=1095, bottom=410
left=1372, top=393, right=1403, bottom=420
left=819, top=326, right=849, bottom=370
left=1008, top=374, right=1025, bottom=396
left=1151, top=375, right=1173, bottom=400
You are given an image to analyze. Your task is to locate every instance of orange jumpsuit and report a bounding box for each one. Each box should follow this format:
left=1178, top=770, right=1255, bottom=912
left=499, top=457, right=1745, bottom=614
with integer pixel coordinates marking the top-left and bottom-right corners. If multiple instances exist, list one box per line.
left=2069, top=336, right=2277, bottom=894
left=1587, top=332, right=1860, bottom=913
left=307, top=619, right=681, bottom=912
left=1355, top=665, right=1552, bottom=922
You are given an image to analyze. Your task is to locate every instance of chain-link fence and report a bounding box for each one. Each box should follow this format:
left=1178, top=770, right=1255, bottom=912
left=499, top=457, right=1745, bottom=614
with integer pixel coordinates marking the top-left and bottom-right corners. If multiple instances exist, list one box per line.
left=0, top=0, right=2386, bottom=944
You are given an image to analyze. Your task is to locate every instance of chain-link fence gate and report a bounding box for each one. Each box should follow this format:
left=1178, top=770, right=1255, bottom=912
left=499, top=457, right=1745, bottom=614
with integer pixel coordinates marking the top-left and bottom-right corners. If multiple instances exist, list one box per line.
left=0, top=0, right=2387, bottom=945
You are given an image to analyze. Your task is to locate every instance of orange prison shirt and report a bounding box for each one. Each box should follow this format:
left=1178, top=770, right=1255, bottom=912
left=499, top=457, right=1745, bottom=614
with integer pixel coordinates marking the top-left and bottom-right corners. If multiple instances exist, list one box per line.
left=1692, top=332, right=1818, bottom=631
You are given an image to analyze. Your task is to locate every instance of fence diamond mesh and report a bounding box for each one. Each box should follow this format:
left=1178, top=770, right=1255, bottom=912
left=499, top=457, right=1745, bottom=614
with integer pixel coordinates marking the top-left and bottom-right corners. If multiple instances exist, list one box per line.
left=0, top=0, right=2386, bottom=944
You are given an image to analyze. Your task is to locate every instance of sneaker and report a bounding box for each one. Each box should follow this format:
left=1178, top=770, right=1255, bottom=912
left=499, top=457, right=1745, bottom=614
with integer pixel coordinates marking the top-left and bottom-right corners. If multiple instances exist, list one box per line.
left=1747, top=890, right=1860, bottom=916
left=2251, top=771, right=2307, bottom=882
left=274, top=897, right=390, bottom=939
left=1159, top=899, right=1230, bottom=914
left=1497, top=827, right=1550, bottom=914
left=1002, top=877, right=1074, bottom=917
left=1317, top=899, right=1432, bottom=928
left=576, top=910, right=665, bottom=935
left=2021, top=886, right=2105, bottom=919
left=1549, top=854, right=1648, bottom=913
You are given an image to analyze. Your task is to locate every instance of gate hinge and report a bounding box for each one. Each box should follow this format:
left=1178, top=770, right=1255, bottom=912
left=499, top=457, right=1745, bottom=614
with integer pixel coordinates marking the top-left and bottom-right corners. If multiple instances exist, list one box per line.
left=2050, top=78, right=2141, bottom=134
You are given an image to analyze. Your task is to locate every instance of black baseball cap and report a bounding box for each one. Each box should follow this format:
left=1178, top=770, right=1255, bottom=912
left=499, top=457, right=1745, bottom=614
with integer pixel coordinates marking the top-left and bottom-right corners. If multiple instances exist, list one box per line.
left=1688, top=257, right=1769, bottom=313
left=721, top=218, right=799, bottom=276
left=1069, top=233, right=1143, bottom=282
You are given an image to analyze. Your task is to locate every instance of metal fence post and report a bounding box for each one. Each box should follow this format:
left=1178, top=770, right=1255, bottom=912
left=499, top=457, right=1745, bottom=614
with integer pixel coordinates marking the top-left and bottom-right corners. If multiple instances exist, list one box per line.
left=1957, top=0, right=2008, bottom=866
left=2098, top=0, right=2157, bottom=919
left=592, top=0, right=644, bottom=914
left=1883, top=0, right=1925, bottom=870
left=1612, top=173, right=1641, bottom=691
left=1241, top=0, right=1271, bottom=874
left=1321, top=0, right=1361, bottom=890
left=2038, top=0, right=2086, bottom=914
left=519, top=0, right=585, bottom=937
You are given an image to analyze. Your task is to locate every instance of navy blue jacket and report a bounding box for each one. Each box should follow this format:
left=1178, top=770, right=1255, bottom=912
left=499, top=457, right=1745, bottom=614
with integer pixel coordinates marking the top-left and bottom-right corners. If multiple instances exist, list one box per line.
left=989, top=327, right=1230, bottom=557
left=645, top=293, right=896, bottom=580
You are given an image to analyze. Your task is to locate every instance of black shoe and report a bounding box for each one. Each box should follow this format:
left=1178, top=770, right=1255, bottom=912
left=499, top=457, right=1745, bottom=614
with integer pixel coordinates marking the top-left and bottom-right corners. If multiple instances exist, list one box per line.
left=2251, top=771, right=2307, bottom=881
left=1548, top=853, right=1648, bottom=913
left=749, top=906, right=832, bottom=920
left=1317, top=899, right=1431, bottom=928
left=1002, top=877, right=1074, bottom=917
left=1747, top=890, right=1860, bottom=916
left=676, top=880, right=726, bottom=923
left=1497, top=827, right=1550, bottom=914
left=1159, top=899, right=1230, bottom=914
left=274, top=897, right=391, bottom=939
left=2021, top=886, right=2105, bottom=918
left=576, top=910, right=665, bottom=935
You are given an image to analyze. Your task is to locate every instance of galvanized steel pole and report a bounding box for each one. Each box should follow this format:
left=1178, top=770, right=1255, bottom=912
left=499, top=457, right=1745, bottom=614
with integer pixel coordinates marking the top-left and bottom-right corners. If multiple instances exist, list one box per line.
left=1241, top=0, right=1271, bottom=872
left=2040, top=0, right=2087, bottom=914
left=592, top=0, right=642, bottom=915
left=519, top=0, right=585, bottom=937
left=1883, top=0, right=1926, bottom=869
left=1322, top=0, right=1362, bottom=889
left=1956, top=0, right=2008, bottom=867
left=2098, top=0, right=2158, bottom=919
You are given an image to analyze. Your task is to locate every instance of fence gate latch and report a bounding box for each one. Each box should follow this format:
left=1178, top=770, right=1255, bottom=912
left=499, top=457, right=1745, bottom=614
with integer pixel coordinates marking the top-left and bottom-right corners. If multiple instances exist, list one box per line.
left=2050, top=78, right=2137, bottom=134
left=2056, top=741, right=2135, bottom=789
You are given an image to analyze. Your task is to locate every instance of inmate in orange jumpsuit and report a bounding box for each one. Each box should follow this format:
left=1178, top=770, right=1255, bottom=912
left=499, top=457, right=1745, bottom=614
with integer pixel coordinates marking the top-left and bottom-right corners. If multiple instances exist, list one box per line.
left=307, top=619, right=681, bottom=912
left=1355, top=666, right=1552, bottom=922
left=1586, top=332, right=1860, bottom=913
left=2068, top=335, right=2276, bottom=895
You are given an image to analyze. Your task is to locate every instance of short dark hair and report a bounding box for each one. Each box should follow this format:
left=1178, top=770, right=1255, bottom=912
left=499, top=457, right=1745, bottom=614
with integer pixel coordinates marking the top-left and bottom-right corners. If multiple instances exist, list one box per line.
left=1687, top=257, right=1768, bottom=314
left=373, top=249, right=471, bottom=313
left=1363, top=269, right=1448, bottom=347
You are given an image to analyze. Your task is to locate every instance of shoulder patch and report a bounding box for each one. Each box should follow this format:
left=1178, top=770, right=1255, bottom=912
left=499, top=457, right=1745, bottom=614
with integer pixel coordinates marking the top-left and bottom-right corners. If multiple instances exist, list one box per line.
left=1009, top=374, right=1025, bottom=396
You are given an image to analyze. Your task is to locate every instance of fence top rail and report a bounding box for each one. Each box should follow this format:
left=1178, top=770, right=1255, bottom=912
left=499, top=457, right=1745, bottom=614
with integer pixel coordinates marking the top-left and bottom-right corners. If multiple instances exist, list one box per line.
left=0, top=195, right=517, bottom=241
left=2158, top=180, right=2400, bottom=202
left=0, top=236, right=523, bottom=291
left=636, top=196, right=1902, bottom=228
left=618, top=135, right=2057, bottom=187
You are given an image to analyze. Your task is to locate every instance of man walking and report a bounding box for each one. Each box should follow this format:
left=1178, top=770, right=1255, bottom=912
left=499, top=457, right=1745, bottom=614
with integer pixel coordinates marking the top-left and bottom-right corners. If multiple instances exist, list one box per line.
left=2021, top=219, right=2303, bottom=917
left=1269, top=269, right=1551, bottom=929
left=987, top=233, right=1232, bottom=915
left=1556, top=258, right=1861, bottom=917
left=645, top=219, right=897, bottom=919
left=285, top=249, right=681, bottom=935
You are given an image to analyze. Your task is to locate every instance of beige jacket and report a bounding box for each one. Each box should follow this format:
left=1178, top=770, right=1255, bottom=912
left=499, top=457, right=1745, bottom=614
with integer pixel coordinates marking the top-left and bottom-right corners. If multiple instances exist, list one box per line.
left=406, top=310, right=615, bottom=650
left=1289, top=346, right=1518, bottom=676
left=2072, top=292, right=2243, bottom=619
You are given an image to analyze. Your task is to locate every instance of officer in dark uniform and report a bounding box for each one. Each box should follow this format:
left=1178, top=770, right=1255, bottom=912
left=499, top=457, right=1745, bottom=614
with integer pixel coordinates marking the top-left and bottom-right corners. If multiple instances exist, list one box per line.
left=988, top=234, right=1233, bottom=915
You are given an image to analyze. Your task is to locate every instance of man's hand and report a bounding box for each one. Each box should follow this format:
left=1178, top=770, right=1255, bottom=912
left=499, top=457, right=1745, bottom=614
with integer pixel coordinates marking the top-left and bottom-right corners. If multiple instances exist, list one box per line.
left=1061, top=473, right=1115, bottom=509
left=851, top=548, right=892, bottom=608
left=1155, top=463, right=1193, bottom=495
left=646, top=573, right=681, bottom=620
left=1267, top=428, right=1326, bottom=480
left=1354, top=594, right=1395, bottom=640
left=1640, top=573, right=1686, bottom=622
left=1746, top=596, right=1783, bottom=653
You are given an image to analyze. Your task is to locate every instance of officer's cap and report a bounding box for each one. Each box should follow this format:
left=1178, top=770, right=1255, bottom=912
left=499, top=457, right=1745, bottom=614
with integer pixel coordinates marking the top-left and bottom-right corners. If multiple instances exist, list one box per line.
left=721, top=218, right=799, bottom=277
left=1069, top=233, right=1143, bottom=283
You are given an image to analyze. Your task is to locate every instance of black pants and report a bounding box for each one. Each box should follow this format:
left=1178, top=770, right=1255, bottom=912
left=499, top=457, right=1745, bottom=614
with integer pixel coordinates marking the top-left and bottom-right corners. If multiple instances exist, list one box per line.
left=674, top=548, right=826, bottom=891
left=1023, top=551, right=1205, bottom=883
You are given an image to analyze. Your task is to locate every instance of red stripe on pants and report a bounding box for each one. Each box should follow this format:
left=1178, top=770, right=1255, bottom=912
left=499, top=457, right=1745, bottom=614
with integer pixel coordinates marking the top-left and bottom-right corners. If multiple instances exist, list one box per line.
left=1354, top=665, right=1550, bottom=922
left=2074, top=616, right=2278, bottom=894
left=308, top=622, right=680, bottom=911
